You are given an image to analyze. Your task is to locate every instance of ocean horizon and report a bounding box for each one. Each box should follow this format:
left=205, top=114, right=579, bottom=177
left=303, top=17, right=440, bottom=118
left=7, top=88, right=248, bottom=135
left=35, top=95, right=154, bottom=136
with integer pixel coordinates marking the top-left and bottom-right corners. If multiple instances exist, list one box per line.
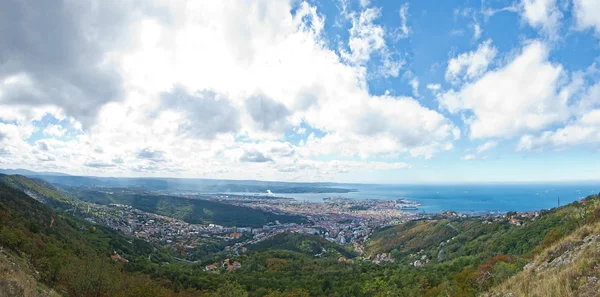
left=226, top=183, right=600, bottom=214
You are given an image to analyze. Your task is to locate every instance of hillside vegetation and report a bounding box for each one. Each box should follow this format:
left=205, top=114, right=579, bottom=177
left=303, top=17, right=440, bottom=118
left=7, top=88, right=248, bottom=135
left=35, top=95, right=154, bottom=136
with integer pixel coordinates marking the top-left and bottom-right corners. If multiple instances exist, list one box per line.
left=1, top=174, right=598, bottom=297
left=0, top=179, right=196, bottom=296
left=366, top=207, right=575, bottom=262
left=0, top=174, right=72, bottom=209
left=66, top=188, right=306, bottom=227
left=0, top=248, right=60, bottom=297
left=486, top=221, right=600, bottom=297
left=248, top=232, right=356, bottom=259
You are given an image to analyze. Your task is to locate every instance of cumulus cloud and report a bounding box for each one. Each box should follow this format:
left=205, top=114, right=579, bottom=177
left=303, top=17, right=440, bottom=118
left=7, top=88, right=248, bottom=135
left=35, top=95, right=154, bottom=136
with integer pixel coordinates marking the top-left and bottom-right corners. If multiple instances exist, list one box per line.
left=245, top=94, right=290, bottom=134
left=518, top=109, right=600, bottom=150
left=37, top=141, right=50, bottom=152
left=43, top=125, right=67, bottom=137
left=160, top=86, right=240, bottom=139
left=343, top=7, right=387, bottom=65
left=572, top=0, right=600, bottom=36
left=520, top=0, right=562, bottom=38
left=427, top=84, right=441, bottom=92
left=0, top=0, right=151, bottom=127
left=0, top=0, right=459, bottom=181
left=303, top=94, right=459, bottom=159
left=439, top=40, right=569, bottom=139
left=36, top=154, right=56, bottom=162
left=239, top=150, right=273, bottom=163
left=137, top=148, right=166, bottom=162
left=445, top=39, right=497, bottom=83
left=518, top=80, right=600, bottom=150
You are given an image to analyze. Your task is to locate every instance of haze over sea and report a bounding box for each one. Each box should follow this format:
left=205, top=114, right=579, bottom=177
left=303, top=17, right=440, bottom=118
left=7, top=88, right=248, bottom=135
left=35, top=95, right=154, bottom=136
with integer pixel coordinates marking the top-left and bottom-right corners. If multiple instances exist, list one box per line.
left=229, top=183, right=600, bottom=214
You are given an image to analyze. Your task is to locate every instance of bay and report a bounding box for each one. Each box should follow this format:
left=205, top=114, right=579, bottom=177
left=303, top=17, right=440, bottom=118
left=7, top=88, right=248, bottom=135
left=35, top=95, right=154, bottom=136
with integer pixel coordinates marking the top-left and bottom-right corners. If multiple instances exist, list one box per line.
left=224, top=183, right=600, bottom=214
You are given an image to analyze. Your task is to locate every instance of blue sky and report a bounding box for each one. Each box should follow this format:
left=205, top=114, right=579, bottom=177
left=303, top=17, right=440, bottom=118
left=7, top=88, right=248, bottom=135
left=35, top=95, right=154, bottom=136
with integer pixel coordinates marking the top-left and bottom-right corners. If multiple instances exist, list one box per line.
left=0, top=0, right=599, bottom=183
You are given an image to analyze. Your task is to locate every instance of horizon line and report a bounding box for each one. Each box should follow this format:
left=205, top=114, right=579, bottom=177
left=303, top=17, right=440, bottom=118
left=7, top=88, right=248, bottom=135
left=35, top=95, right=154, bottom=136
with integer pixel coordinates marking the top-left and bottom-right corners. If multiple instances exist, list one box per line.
left=2, top=168, right=600, bottom=186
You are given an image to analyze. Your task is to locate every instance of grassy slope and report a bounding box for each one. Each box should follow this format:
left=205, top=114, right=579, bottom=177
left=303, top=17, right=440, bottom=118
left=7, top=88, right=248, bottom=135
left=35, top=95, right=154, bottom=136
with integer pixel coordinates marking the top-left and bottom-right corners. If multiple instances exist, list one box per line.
left=486, top=221, right=600, bottom=297
left=0, top=248, right=60, bottom=297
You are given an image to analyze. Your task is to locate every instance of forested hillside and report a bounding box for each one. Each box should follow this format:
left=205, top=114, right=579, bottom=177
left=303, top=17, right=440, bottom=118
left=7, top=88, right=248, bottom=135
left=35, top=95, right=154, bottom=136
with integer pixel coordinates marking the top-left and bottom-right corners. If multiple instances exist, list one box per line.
left=0, top=180, right=185, bottom=296
left=65, top=188, right=306, bottom=227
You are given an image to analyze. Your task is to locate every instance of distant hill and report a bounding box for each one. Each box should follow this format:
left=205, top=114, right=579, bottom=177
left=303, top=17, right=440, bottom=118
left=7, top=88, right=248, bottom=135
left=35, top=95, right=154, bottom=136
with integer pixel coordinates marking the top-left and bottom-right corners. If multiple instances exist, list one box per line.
left=30, top=174, right=357, bottom=194
left=0, top=174, right=73, bottom=210
left=0, top=168, right=70, bottom=176
left=65, top=187, right=307, bottom=227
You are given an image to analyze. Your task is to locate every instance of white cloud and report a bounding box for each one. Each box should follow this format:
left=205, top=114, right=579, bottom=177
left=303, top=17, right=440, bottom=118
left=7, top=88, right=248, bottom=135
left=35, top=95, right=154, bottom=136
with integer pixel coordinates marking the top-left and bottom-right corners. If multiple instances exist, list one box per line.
left=342, top=7, right=387, bottom=66
left=0, top=0, right=149, bottom=128
left=476, top=141, right=497, bottom=153
left=396, top=3, right=410, bottom=39
left=0, top=0, right=454, bottom=181
left=518, top=81, right=600, bottom=150
left=482, top=4, right=519, bottom=18
left=461, top=154, right=476, bottom=160
left=520, top=0, right=562, bottom=38
left=340, top=5, right=405, bottom=79
left=473, top=22, right=482, bottom=40
left=439, top=40, right=569, bottom=139
left=427, top=84, right=441, bottom=92
left=409, top=78, right=420, bottom=97
left=572, top=0, right=600, bottom=36
left=445, top=39, right=497, bottom=83
left=518, top=109, right=600, bottom=150
left=43, top=124, right=67, bottom=137
left=302, top=94, right=459, bottom=159
left=461, top=141, right=497, bottom=161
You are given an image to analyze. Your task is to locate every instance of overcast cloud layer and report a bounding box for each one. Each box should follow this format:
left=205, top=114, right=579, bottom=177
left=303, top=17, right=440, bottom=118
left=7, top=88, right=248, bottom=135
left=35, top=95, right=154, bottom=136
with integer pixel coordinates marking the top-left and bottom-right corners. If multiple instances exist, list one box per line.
left=0, top=0, right=599, bottom=183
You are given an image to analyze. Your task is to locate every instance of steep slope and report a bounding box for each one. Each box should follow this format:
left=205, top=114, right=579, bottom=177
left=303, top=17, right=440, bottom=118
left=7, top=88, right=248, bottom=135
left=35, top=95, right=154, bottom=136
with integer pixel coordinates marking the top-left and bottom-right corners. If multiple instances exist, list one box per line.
left=366, top=197, right=596, bottom=263
left=0, top=179, right=185, bottom=297
left=0, top=247, right=60, bottom=297
left=486, top=222, right=600, bottom=297
left=363, top=194, right=600, bottom=296
left=0, top=174, right=73, bottom=209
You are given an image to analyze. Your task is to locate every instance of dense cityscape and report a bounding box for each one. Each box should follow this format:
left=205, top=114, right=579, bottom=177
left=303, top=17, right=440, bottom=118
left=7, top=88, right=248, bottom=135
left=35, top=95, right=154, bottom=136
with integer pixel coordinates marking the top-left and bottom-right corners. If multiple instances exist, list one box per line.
left=65, top=192, right=422, bottom=261
left=50, top=188, right=548, bottom=270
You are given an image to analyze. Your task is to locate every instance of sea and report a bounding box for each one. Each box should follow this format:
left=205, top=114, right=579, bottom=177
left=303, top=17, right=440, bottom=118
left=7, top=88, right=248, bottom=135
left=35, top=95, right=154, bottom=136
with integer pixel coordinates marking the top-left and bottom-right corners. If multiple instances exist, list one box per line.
left=227, top=183, right=600, bottom=214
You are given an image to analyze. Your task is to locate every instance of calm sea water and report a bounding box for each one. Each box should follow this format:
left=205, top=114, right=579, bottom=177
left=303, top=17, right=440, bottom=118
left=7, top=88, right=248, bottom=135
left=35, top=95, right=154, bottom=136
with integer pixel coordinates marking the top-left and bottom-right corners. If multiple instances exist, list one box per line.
left=227, top=183, right=600, bottom=213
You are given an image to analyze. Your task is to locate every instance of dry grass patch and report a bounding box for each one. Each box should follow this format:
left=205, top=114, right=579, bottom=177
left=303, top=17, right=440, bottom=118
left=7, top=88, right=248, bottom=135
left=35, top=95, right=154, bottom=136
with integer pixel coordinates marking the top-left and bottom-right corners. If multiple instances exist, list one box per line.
left=485, top=222, right=600, bottom=297
left=0, top=248, right=60, bottom=297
